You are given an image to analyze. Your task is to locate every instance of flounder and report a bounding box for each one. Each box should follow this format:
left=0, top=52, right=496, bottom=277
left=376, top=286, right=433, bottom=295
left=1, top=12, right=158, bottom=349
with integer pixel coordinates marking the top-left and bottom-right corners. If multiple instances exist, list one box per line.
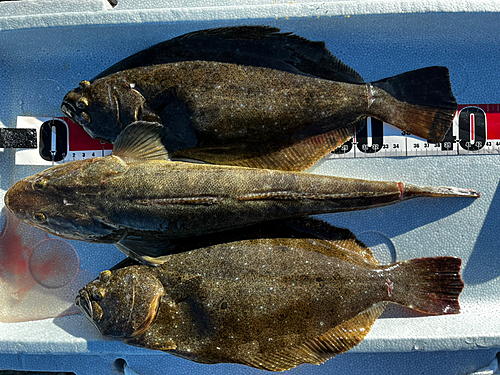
left=76, top=219, right=464, bottom=371
left=61, top=26, right=457, bottom=171
left=4, top=122, right=479, bottom=264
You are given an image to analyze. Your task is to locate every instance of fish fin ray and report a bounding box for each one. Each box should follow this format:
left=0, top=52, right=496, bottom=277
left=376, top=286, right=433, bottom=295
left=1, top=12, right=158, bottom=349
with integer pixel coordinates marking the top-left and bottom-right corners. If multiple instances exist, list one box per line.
left=115, top=236, right=174, bottom=264
left=237, top=303, right=386, bottom=371
left=113, top=121, right=169, bottom=162
left=93, top=25, right=364, bottom=83
left=285, top=218, right=378, bottom=265
left=125, top=335, right=176, bottom=351
left=371, top=66, right=457, bottom=142
left=389, top=257, right=463, bottom=314
left=174, top=125, right=355, bottom=171
left=233, top=126, right=355, bottom=171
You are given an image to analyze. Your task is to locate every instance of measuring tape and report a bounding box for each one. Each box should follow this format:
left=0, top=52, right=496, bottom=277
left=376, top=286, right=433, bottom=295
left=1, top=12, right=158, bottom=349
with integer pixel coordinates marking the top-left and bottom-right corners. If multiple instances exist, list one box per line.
left=13, top=117, right=112, bottom=165
left=8, top=104, right=500, bottom=165
left=329, top=104, right=500, bottom=159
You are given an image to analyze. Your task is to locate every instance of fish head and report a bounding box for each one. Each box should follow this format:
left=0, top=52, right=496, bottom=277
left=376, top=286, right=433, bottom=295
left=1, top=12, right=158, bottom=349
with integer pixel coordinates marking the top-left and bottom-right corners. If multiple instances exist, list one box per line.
left=4, top=156, right=127, bottom=241
left=61, top=77, right=147, bottom=143
left=76, top=267, right=164, bottom=338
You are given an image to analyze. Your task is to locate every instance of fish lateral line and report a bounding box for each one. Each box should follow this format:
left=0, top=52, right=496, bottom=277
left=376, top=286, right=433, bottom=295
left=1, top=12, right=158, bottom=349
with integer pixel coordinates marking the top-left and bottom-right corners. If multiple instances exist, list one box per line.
left=235, top=190, right=399, bottom=202
left=134, top=196, right=224, bottom=206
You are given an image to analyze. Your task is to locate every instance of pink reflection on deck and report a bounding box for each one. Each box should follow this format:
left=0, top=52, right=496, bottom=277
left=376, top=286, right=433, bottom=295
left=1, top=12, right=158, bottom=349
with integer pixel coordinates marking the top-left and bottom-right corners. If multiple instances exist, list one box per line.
left=0, top=208, right=92, bottom=323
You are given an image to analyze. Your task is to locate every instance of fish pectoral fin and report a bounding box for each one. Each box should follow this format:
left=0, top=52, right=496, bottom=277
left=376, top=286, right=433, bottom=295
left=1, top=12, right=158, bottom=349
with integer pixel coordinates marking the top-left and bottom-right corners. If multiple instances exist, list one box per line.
left=112, top=121, right=170, bottom=162
left=169, top=275, right=203, bottom=303
left=115, top=235, right=175, bottom=264
left=238, top=303, right=386, bottom=371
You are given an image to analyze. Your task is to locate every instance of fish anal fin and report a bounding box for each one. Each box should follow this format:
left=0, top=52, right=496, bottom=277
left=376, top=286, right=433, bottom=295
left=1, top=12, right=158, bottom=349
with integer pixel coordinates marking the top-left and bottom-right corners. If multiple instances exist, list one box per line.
left=239, top=126, right=355, bottom=171
left=239, top=303, right=386, bottom=371
left=177, top=125, right=355, bottom=171
left=112, top=121, right=170, bottom=162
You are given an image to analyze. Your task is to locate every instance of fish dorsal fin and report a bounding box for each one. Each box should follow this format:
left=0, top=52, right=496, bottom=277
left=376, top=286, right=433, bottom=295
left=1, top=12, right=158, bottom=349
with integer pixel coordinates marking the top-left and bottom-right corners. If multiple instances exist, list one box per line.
left=173, top=123, right=357, bottom=172
left=112, top=121, right=169, bottom=162
left=285, top=218, right=378, bottom=266
left=238, top=303, right=386, bottom=371
left=180, top=25, right=281, bottom=40
left=93, top=26, right=364, bottom=84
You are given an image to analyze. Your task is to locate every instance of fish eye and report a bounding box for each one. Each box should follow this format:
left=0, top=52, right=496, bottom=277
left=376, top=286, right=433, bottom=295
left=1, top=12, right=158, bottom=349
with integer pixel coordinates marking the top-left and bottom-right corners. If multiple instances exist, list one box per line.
left=33, top=212, right=47, bottom=223
left=76, top=97, right=89, bottom=109
left=79, top=80, right=91, bottom=90
left=33, top=179, right=47, bottom=190
left=99, top=270, right=112, bottom=282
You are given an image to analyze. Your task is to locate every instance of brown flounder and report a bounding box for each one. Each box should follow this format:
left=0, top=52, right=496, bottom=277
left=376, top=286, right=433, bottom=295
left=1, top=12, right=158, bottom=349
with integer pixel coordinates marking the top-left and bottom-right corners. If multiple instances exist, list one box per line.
left=75, top=219, right=464, bottom=371
left=61, top=27, right=457, bottom=171
left=4, top=122, right=479, bottom=264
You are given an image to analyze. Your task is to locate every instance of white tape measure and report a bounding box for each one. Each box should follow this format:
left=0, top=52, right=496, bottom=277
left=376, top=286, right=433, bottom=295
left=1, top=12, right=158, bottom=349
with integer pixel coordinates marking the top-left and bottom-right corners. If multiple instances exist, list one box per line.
left=12, top=104, right=500, bottom=165
left=329, top=104, right=500, bottom=159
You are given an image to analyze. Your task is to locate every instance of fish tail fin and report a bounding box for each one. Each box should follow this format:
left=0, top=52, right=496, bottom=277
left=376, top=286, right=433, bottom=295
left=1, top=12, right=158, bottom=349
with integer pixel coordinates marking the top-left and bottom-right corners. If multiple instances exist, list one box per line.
left=388, top=256, right=464, bottom=315
left=370, top=66, right=457, bottom=143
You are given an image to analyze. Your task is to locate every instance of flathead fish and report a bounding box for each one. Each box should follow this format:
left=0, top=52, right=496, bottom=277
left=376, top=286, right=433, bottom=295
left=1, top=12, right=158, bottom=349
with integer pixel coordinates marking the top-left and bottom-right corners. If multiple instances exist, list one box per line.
left=4, top=122, right=479, bottom=264
left=62, top=27, right=457, bottom=171
left=75, top=220, right=464, bottom=371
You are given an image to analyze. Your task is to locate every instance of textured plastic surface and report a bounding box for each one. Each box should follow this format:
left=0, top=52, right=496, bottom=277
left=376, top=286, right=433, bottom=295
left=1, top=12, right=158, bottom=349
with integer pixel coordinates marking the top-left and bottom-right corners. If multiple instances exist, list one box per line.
left=1, top=1, right=500, bottom=374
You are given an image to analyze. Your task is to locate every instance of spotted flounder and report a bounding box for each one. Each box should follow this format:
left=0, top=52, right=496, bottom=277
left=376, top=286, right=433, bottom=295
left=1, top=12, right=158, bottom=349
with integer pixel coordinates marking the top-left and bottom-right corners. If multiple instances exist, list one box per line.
left=61, top=26, right=457, bottom=171
left=75, top=219, right=464, bottom=371
left=4, top=122, right=479, bottom=265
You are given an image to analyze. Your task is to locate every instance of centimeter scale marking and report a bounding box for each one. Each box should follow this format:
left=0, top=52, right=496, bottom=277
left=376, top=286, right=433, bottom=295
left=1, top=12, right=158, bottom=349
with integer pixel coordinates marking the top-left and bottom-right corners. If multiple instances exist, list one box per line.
left=329, top=104, right=500, bottom=159
left=11, top=104, right=500, bottom=165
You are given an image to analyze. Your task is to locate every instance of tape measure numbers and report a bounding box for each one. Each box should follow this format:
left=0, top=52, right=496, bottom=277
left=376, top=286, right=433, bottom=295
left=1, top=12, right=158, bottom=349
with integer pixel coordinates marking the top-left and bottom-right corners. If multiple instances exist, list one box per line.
left=329, top=104, right=500, bottom=159
left=14, top=117, right=113, bottom=166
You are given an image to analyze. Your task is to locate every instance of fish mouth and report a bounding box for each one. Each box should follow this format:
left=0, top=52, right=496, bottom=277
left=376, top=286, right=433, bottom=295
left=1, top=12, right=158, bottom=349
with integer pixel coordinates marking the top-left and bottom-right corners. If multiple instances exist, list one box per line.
left=61, top=101, right=75, bottom=119
left=75, top=290, right=93, bottom=320
left=61, top=99, right=91, bottom=128
left=75, top=290, right=102, bottom=332
left=4, top=179, right=36, bottom=218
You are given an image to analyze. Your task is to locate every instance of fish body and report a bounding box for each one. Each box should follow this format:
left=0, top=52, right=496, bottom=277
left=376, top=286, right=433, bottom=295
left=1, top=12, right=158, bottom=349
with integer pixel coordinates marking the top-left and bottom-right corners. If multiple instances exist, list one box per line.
left=76, top=222, right=464, bottom=371
left=62, top=28, right=457, bottom=171
left=4, top=122, right=479, bottom=264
